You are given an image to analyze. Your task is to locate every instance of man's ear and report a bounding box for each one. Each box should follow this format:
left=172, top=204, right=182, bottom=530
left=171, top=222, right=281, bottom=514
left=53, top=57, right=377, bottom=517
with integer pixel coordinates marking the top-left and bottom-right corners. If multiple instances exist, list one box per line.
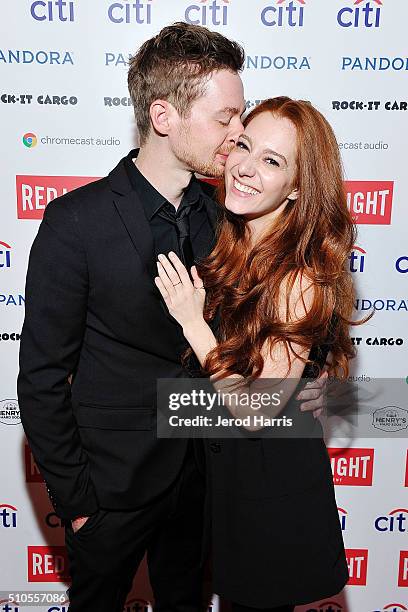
left=149, top=99, right=177, bottom=136
left=287, top=187, right=299, bottom=202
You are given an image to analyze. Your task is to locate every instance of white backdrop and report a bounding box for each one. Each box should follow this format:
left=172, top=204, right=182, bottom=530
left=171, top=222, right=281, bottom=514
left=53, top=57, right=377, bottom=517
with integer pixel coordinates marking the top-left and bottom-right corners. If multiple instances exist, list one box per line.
left=1, top=1, right=407, bottom=611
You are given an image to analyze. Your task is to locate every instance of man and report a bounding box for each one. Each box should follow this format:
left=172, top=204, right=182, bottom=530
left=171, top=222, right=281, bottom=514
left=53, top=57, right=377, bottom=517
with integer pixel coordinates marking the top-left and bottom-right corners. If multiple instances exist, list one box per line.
left=18, top=22, right=325, bottom=612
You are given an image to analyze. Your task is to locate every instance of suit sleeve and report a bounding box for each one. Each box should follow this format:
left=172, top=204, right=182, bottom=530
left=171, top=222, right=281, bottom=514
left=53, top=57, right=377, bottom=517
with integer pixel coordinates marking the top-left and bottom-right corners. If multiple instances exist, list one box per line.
left=17, top=198, right=99, bottom=520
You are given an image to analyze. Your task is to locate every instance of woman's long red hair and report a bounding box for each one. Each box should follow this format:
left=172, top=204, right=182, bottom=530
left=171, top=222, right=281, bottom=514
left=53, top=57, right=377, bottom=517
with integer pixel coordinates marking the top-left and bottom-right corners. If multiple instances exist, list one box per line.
left=198, top=97, right=357, bottom=381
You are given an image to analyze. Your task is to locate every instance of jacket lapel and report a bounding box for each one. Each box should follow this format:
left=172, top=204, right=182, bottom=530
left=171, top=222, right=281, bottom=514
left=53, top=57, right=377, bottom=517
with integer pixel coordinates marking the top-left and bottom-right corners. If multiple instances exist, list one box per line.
left=108, top=154, right=156, bottom=277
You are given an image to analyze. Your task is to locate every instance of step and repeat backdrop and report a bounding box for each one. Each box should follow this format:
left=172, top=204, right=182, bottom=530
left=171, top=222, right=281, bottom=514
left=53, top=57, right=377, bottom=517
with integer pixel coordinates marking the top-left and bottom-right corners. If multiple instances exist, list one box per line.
left=1, top=1, right=407, bottom=611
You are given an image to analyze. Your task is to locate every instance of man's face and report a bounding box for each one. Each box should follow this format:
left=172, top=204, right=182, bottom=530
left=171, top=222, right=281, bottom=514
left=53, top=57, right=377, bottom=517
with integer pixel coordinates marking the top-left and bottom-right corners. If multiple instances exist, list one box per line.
left=170, top=69, right=246, bottom=178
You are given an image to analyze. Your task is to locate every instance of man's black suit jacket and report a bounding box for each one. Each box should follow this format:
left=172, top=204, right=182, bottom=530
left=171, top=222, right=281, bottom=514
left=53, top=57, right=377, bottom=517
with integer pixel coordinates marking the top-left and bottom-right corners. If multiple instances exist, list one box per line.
left=17, top=151, right=218, bottom=520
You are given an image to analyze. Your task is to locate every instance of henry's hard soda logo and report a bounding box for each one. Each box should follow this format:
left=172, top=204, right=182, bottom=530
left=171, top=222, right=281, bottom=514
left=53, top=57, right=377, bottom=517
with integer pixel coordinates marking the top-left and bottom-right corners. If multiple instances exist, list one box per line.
left=16, top=175, right=100, bottom=219
left=399, top=551, right=408, bottom=587
left=345, top=181, right=393, bottom=224
left=28, top=546, right=69, bottom=582
left=345, top=548, right=368, bottom=585
left=328, top=447, right=374, bottom=486
left=261, top=0, right=306, bottom=27
left=0, top=504, right=18, bottom=528
left=337, top=0, right=383, bottom=28
left=185, top=0, right=230, bottom=27
left=375, top=508, right=408, bottom=533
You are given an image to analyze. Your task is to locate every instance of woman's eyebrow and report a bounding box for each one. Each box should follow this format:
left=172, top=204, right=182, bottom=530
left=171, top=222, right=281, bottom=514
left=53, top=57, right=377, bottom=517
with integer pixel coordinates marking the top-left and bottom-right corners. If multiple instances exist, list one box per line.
left=240, top=134, right=288, bottom=165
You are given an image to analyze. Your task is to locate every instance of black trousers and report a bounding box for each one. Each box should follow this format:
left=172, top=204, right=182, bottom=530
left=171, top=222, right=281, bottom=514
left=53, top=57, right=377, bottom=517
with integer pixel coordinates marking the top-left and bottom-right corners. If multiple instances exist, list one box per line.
left=65, top=443, right=205, bottom=612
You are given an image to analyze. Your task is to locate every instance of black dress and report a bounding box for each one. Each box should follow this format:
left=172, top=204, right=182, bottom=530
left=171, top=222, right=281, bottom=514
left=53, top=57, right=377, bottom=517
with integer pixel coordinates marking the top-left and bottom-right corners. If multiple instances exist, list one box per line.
left=205, top=344, right=349, bottom=608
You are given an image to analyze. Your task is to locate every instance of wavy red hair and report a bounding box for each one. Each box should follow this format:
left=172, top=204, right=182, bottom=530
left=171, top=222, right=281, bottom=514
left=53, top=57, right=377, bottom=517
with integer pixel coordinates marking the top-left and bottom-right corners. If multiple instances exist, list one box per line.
left=198, top=96, right=358, bottom=381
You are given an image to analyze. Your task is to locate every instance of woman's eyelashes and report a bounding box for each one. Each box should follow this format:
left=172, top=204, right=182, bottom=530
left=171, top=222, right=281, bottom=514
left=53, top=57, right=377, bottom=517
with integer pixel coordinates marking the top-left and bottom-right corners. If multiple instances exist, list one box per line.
left=236, top=141, right=280, bottom=167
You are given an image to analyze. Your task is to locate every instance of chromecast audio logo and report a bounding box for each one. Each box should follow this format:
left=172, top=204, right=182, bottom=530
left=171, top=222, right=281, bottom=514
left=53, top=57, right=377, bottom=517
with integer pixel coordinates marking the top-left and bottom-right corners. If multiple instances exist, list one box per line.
left=23, top=132, right=38, bottom=148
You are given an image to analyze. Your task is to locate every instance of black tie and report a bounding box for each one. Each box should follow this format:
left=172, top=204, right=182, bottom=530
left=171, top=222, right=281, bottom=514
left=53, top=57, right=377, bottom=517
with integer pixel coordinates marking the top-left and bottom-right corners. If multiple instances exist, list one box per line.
left=158, top=204, right=195, bottom=272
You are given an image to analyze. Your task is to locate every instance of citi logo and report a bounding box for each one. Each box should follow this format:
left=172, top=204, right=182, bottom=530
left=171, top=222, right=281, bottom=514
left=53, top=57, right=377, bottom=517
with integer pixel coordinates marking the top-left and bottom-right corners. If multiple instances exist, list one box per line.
left=337, top=0, right=382, bottom=28
left=371, top=605, right=408, bottom=612
left=337, top=507, right=348, bottom=531
left=345, top=548, right=368, bottom=585
left=375, top=508, right=408, bottom=532
left=108, top=0, right=153, bottom=24
left=306, top=602, right=343, bottom=612
left=0, top=504, right=18, bottom=528
left=348, top=246, right=366, bottom=273
left=0, top=603, right=20, bottom=612
left=261, top=0, right=305, bottom=28
left=185, top=0, right=230, bottom=27
left=0, top=242, right=11, bottom=268
left=30, top=1, right=75, bottom=22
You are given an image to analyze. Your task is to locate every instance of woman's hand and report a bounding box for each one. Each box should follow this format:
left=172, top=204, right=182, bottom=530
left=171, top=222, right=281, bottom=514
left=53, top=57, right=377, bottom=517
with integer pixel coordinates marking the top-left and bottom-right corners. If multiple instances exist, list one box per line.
left=154, top=252, right=206, bottom=330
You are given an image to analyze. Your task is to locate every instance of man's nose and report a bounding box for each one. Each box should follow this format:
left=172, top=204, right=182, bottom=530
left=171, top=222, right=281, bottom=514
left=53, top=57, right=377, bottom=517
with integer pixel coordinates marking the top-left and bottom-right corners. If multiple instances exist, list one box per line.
left=228, top=116, right=245, bottom=144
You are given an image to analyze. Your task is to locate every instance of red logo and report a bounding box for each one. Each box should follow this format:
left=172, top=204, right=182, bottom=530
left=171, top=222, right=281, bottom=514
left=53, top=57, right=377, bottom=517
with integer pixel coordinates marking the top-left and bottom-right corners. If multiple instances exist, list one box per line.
left=16, top=175, right=100, bottom=219
left=328, top=447, right=374, bottom=486
left=28, top=545, right=70, bottom=582
left=345, top=180, right=393, bottom=224
left=398, top=551, right=408, bottom=587
left=345, top=548, right=368, bottom=585
left=405, top=450, right=408, bottom=487
left=25, top=444, right=44, bottom=482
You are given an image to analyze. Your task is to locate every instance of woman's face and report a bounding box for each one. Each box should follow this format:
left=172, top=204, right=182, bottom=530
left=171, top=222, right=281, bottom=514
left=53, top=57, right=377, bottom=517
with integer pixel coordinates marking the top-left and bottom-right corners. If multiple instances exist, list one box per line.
left=224, top=112, right=299, bottom=222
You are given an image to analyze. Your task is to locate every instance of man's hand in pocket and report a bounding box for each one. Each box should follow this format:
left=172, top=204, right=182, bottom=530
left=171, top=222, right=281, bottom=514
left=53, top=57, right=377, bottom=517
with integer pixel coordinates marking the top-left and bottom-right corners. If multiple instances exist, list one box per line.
left=71, top=516, right=90, bottom=533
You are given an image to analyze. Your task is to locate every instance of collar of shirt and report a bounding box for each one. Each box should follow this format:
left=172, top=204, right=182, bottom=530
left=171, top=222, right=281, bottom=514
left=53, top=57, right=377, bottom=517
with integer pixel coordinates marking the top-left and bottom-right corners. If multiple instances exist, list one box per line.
left=124, top=150, right=204, bottom=221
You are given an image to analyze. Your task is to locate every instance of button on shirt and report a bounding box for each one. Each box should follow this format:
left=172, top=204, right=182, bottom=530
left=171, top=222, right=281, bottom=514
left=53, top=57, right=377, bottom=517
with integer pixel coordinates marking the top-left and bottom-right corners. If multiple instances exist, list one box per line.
left=124, top=152, right=210, bottom=264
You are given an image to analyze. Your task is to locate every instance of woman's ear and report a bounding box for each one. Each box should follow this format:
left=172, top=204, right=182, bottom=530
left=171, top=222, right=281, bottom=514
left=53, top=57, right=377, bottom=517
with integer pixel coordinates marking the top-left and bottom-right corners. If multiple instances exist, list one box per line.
left=287, top=187, right=299, bottom=202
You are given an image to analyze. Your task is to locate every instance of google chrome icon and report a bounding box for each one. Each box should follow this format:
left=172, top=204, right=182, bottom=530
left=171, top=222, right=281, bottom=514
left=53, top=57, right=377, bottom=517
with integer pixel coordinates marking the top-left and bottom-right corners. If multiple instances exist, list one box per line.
left=23, top=133, right=38, bottom=148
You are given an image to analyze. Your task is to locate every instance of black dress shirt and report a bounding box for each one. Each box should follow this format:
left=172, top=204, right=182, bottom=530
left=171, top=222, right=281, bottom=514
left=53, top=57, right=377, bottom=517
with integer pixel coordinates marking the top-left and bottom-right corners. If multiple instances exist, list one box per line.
left=124, top=151, right=210, bottom=263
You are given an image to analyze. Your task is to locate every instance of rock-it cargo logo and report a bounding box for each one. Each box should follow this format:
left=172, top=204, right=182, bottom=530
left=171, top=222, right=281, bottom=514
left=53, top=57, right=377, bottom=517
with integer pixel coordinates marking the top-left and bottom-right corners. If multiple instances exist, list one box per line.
left=306, top=602, right=343, bottom=612
left=399, top=551, right=408, bottom=587
left=328, top=447, right=374, bottom=486
left=0, top=399, right=21, bottom=426
left=375, top=508, right=408, bottom=533
left=345, top=548, right=368, bottom=585
left=345, top=181, right=393, bottom=225
left=373, top=406, right=408, bottom=432
left=0, top=242, right=11, bottom=269
left=0, top=504, right=18, bottom=528
left=23, top=132, right=37, bottom=148
left=185, top=0, right=230, bottom=27
left=338, top=0, right=383, bottom=28
left=28, top=546, right=70, bottom=582
left=261, top=0, right=306, bottom=28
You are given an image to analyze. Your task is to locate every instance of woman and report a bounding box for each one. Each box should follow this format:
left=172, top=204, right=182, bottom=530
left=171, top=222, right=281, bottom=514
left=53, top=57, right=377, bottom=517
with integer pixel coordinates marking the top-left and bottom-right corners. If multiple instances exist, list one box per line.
left=154, top=97, right=355, bottom=611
